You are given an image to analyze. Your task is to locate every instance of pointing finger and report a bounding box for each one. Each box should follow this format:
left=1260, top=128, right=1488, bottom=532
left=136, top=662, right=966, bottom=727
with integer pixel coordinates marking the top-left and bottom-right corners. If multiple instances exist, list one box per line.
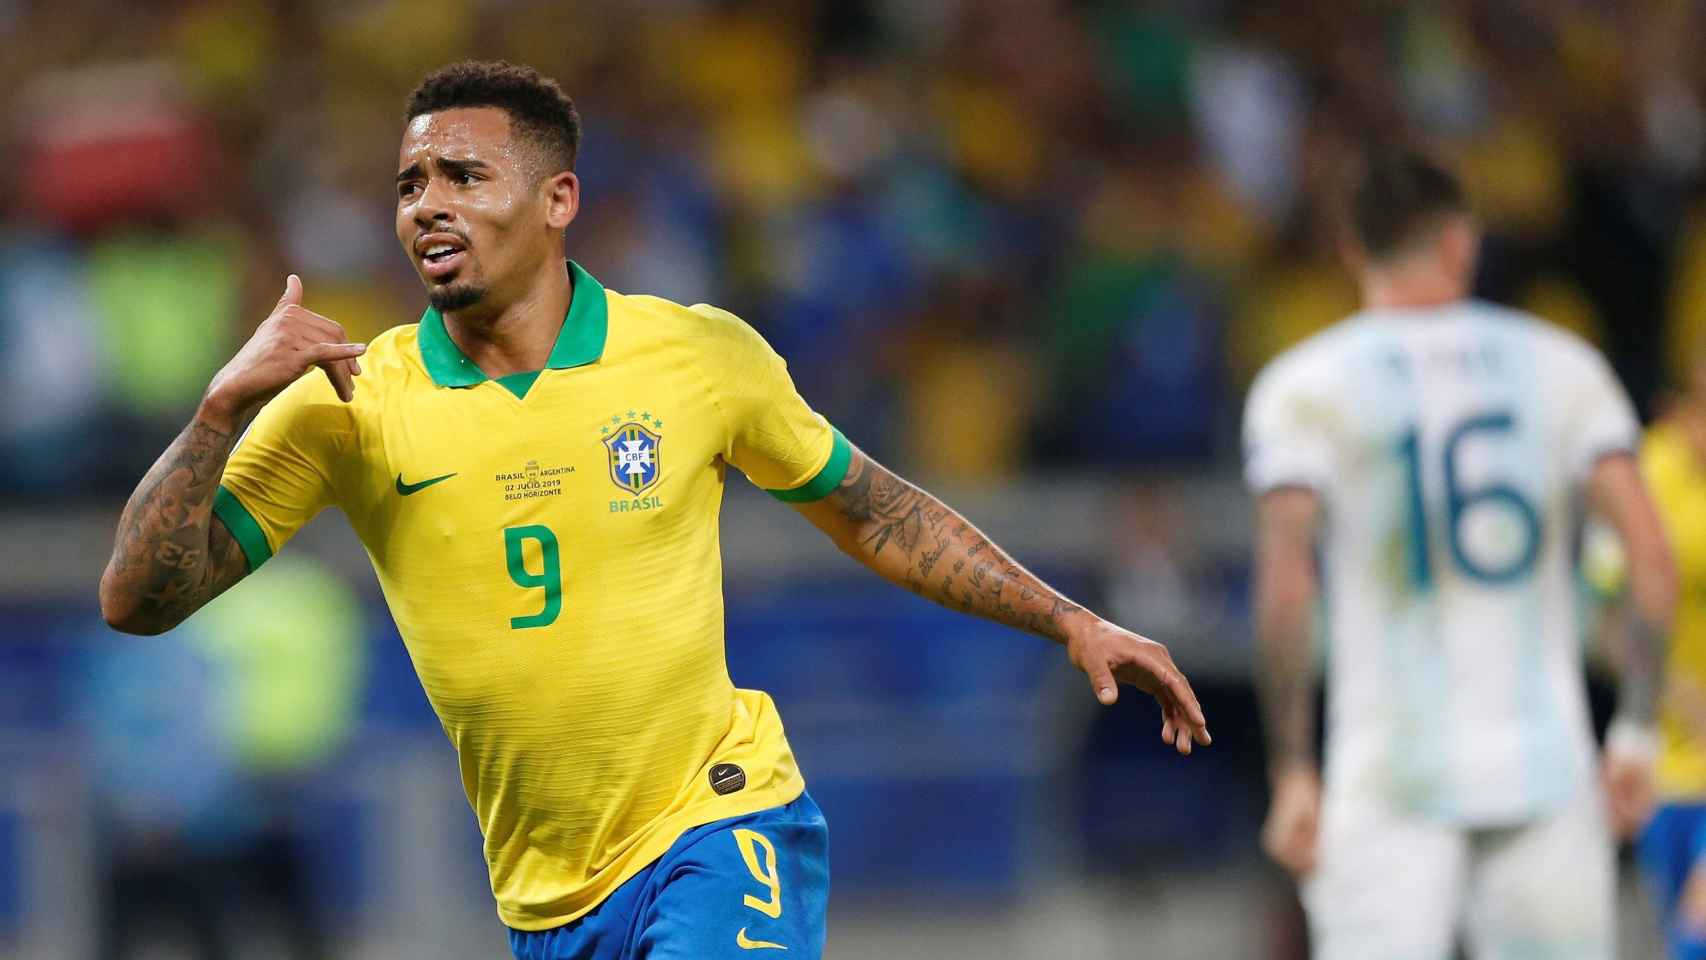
left=319, top=358, right=354, bottom=402
left=309, top=341, right=367, bottom=361
left=312, top=343, right=365, bottom=402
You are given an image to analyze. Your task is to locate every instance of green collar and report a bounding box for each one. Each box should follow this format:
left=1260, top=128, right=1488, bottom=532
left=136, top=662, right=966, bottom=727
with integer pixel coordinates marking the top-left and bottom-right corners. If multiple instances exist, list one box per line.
left=418, top=260, right=608, bottom=389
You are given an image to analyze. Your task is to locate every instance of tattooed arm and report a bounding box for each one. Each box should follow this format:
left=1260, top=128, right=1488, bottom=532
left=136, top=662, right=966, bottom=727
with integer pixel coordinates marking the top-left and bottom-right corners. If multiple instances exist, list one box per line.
left=100, top=275, right=365, bottom=634
left=1251, top=487, right=1324, bottom=876
left=1252, top=488, right=1321, bottom=779
left=99, top=411, right=252, bottom=634
left=1588, top=451, right=1675, bottom=837
left=790, top=444, right=1210, bottom=754
left=1588, top=453, right=1675, bottom=728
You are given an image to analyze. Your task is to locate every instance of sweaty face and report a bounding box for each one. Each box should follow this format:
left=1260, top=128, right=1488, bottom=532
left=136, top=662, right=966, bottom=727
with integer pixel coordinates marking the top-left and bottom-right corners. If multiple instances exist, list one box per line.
left=396, top=107, right=550, bottom=313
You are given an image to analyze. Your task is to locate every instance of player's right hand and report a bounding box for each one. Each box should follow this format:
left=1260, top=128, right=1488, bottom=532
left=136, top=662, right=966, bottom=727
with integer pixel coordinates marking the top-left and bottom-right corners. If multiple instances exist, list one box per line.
left=1602, top=719, right=1658, bottom=840
left=1261, top=764, right=1321, bottom=877
left=203, top=275, right=367, bottom=424
left=1603, top=750, right=1655, bottom=839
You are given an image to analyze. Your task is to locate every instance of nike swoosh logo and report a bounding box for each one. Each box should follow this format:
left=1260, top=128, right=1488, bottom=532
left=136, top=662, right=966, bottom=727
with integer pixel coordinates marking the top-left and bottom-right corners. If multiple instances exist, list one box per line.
left=395, top=472, right=457, bottom=496
left=736, top=928, right=787, bottom=951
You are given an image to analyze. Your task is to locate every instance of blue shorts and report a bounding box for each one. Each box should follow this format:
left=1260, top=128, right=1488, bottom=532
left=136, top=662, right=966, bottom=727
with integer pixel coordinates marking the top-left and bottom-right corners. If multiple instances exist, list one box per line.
left=508, top=792, right=829, bottom=960
left=1639, top=802, right=1706, bottom=958
left=1640, top=804, right=1706, bottom=921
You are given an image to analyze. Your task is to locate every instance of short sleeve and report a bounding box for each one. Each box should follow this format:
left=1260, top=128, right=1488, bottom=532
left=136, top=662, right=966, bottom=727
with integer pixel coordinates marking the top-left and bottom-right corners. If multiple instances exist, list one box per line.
left=1562, top=344, right=1640, bottom=483
left=1242, top=355, right=1335, bottom=495
left=691, top=305, right=850, bottom=501
left=214, top=372, right=353, bottom=570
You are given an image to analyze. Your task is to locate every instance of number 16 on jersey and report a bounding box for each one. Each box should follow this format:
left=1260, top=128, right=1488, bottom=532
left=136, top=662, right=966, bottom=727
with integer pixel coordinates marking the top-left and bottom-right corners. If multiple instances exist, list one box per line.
left=1397, top=409, right=1543, bottom=589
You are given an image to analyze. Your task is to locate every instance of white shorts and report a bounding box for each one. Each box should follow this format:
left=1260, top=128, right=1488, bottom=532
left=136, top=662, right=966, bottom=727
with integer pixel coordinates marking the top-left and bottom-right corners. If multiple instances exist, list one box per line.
left=1301, top=778, right=1614, bottom=960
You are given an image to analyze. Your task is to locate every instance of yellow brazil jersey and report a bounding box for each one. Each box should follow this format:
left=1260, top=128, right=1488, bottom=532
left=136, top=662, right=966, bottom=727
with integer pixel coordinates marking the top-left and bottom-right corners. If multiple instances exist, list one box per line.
left=212, top=261, right=851, bottom=929
left=1641, top=422, right=1706, bottom=799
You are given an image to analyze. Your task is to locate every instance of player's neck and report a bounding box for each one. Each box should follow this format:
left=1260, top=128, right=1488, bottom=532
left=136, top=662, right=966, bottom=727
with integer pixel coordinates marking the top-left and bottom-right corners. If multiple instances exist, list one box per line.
left=1360, top=269, right=1468, bottom=312
left=442, top=260, right=575, bottom=378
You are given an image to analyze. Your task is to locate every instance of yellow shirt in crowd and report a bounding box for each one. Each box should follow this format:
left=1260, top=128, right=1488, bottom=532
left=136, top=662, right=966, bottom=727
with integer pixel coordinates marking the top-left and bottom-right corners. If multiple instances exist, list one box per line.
left=1641, top=423, right=1706, bottom=799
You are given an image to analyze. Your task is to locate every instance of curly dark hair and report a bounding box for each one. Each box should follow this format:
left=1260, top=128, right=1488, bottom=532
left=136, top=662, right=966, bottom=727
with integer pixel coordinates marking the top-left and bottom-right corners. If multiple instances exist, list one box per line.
left=1344, top=147, right=1469, bottom=261
left=405, top=60, right=581, bottom=176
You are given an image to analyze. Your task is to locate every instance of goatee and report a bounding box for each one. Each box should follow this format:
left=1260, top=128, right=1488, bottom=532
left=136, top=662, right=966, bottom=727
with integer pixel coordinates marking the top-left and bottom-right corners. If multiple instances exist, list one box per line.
left=429, top=283, right=487, bottom=312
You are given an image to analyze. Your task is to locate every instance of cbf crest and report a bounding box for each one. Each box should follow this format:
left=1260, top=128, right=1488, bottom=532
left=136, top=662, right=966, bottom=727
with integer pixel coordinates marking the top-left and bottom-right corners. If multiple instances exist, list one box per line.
left=600, top=411, right=663, bottom=495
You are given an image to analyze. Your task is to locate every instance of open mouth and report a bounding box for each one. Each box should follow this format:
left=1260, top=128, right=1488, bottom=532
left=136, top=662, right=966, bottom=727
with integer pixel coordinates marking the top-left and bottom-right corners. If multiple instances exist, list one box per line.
left=415, top=234, right=469, bottom=279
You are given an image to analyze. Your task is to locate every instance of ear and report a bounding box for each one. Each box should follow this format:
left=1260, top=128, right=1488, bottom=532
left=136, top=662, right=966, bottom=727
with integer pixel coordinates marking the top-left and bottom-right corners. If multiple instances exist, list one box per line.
left=544, top=171, right=579, bottom=231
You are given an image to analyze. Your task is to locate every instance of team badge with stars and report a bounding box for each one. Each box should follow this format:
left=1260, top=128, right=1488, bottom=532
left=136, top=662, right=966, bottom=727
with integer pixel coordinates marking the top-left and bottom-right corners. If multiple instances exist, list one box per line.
left=600, top=410, right=663, bottom=495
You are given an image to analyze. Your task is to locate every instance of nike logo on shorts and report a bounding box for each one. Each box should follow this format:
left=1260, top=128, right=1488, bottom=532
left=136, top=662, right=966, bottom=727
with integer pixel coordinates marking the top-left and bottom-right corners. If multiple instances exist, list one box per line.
left=736, top=927, right=787, bottom=951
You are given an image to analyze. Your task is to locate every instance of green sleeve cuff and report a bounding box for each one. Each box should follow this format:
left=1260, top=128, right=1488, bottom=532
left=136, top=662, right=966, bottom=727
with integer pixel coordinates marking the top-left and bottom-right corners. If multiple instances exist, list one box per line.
left=213, top=485, right=273, bottom=572
left=767, top=428, right=852, bottom=503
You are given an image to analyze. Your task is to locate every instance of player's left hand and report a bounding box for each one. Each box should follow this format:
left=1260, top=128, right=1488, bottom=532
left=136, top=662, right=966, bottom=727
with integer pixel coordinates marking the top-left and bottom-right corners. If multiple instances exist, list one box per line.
left=1603, top=744, right=1656, bottom=840
left=1067, top=621, right=1210, bottom=755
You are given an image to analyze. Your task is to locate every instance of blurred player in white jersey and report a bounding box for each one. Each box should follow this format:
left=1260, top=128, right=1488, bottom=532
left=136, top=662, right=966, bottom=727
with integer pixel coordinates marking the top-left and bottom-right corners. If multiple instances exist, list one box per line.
left=1242, top=148, right=1678, bottom=959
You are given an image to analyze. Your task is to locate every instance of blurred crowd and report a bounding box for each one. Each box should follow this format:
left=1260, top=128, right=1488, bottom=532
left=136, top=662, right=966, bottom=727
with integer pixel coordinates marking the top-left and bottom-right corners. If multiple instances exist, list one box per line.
left=5, top=0, right=1706, bottom=496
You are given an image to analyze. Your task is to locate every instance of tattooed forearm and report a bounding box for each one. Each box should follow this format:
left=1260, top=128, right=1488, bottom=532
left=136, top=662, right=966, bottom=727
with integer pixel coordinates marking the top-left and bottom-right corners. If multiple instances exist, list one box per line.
left=1256, top=631, right=1317, bottom=772
left=1619, top=612, right=1665, bottom=726
left=806, top=451, right=1087, bottom=643
left=100, top=412, right=251, bottom=634
left=1253, top=489, right=1321, bottom=775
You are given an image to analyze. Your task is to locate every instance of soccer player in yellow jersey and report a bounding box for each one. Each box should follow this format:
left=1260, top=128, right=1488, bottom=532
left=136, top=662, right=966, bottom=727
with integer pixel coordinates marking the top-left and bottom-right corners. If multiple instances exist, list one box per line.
left=97, top=60, right=1211, bottom=958
left=1633, top=346, right=1706, bottom=960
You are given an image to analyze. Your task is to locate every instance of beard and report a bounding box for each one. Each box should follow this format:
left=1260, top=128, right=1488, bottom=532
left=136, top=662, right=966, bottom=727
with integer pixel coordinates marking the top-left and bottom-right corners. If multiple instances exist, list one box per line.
left=427, top=281, right=488, bottom=312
